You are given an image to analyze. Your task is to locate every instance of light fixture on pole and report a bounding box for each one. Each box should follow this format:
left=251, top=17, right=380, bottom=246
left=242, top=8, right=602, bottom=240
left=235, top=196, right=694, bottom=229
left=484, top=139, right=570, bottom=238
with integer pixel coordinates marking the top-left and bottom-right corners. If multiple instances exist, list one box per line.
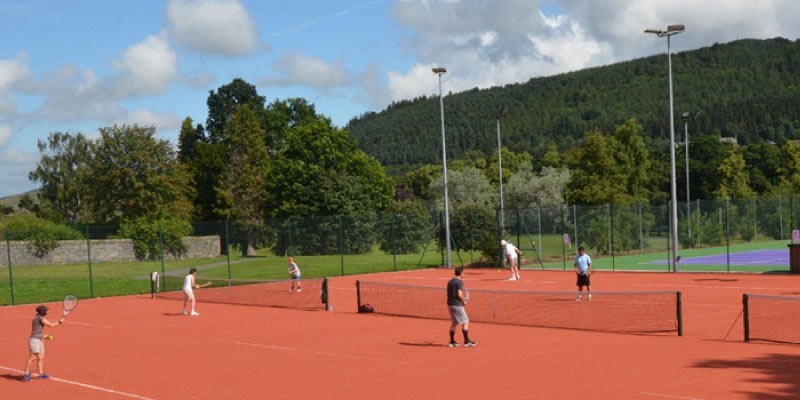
left=645, top=24, right=684, bottom=272
left=433, top=67, right=452, bottom=268
left=681, top=111, right=699, bottom=247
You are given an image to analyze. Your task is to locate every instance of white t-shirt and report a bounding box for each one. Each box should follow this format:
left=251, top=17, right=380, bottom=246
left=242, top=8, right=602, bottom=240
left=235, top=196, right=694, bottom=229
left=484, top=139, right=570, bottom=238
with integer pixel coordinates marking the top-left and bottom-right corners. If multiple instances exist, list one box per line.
left=504, top=243, right=519, bottom=261
left=183, top=274, right=194, bottom=293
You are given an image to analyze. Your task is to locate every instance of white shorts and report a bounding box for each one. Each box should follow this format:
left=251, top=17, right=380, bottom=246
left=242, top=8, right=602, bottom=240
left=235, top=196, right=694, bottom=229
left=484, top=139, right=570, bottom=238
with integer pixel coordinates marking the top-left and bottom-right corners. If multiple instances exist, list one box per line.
left=183, top=289, right=194, bottom=300
left=28, top=338, right=45, bottom=354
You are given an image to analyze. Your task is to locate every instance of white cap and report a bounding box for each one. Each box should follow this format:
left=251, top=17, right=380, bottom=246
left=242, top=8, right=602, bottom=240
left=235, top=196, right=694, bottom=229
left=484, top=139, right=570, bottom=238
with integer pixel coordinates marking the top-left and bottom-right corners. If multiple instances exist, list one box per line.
left=501, top=240, right=508, bottom=246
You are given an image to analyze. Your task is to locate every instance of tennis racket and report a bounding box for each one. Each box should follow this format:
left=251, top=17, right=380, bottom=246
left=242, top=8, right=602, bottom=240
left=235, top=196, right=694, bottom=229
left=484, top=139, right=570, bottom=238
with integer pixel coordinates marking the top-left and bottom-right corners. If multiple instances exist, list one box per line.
left=62, top=294, right=78, bottom=319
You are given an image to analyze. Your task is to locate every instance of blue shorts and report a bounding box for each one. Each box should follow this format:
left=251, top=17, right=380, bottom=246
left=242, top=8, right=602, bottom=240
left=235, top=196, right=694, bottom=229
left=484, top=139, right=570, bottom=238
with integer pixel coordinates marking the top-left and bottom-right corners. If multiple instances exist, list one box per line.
left=291, top=274, right=301, bottom=280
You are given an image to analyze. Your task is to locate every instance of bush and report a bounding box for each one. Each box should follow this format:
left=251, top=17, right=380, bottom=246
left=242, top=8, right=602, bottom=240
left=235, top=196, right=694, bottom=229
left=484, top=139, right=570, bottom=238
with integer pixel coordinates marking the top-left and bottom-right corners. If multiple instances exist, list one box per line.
left=0, top=214, right=83, bottom=256
left=116, top=217, right=192, bottom=260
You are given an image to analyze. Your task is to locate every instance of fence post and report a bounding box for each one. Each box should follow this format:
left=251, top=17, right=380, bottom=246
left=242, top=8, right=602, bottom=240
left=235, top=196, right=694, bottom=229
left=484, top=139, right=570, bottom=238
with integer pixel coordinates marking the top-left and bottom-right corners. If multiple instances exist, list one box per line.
left=5, top=232, right=14, bottom=305
left=225, top=220, right=232, bottom=281
left=391, top=212, right=397, bottom=272
left=339, top=215, right=344, bottom=277
left=159, top=223, right=166, bottom=287
left=496, top=208, right=504, bottom=268
left=86, top=225, right=94, bottom=298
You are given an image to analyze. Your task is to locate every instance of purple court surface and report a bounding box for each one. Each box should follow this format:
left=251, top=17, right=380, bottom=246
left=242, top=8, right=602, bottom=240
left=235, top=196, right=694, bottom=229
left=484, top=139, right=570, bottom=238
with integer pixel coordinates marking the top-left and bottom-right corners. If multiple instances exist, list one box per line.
left=651, top=249, right=788, bottom=266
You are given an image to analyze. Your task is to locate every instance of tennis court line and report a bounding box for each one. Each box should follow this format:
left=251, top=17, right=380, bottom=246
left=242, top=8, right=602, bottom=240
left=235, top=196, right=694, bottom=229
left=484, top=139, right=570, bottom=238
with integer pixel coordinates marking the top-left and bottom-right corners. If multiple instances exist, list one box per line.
left=215, top=338, right=405, bottom=365
left=0, top=365, right=155, bottom=400
left=640, top=392, right=706, bottom=400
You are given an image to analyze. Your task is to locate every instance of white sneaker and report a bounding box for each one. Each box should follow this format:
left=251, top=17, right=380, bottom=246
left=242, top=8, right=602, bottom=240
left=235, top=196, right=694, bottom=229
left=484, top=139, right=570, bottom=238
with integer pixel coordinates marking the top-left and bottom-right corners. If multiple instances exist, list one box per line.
left=296, top=288, right=302, bottom=292
left=576, top=295, right=582, bottom=301
left=508, top=277, right=517, bottom=281
left=181, top=310, right=187, bottom=315
left=588, top=294, right=592, bottom=301
left=190, top=311, right=200, bottom=316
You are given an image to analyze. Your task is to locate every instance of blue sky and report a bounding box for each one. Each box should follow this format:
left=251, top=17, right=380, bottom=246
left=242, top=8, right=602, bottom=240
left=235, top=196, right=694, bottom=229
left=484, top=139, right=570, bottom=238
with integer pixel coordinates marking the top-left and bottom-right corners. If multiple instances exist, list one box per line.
left=2, top=0, right=800, bottom=198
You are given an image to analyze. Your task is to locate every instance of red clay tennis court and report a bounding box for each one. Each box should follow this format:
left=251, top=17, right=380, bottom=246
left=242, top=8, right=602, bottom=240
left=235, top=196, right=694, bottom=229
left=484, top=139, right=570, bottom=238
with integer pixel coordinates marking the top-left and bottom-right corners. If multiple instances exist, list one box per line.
left=1, top=269, right=800, bottom=399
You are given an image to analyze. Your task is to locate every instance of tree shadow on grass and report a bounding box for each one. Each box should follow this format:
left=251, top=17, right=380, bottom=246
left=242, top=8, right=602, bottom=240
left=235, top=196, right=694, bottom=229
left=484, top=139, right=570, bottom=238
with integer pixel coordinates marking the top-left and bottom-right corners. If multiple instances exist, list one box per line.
left=693, top=352, right=800, bottom=399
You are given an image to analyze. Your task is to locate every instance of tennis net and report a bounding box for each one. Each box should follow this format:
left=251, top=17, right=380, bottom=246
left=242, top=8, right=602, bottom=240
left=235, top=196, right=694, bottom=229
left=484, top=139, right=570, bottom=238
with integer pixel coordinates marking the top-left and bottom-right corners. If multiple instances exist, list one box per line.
left=743, top=293, right=800, bottom=343
left=155, top=274, right=329, bottom=311
left=357, top=280, right=682, bottom=335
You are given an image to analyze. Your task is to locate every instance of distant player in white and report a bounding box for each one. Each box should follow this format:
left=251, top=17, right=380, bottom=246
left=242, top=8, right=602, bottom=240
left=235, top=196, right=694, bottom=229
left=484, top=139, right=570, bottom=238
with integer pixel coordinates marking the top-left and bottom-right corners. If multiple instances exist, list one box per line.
left=574, top=246, right=592, bottom=301
left=182, top=268, right=210, bottom=316
left=501, top=240, right=522, bottom=281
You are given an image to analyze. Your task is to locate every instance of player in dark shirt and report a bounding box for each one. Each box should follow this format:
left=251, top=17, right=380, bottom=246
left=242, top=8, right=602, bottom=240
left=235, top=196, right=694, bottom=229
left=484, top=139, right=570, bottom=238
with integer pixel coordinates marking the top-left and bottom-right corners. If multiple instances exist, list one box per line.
left=446, top=266, right=477, bottom=347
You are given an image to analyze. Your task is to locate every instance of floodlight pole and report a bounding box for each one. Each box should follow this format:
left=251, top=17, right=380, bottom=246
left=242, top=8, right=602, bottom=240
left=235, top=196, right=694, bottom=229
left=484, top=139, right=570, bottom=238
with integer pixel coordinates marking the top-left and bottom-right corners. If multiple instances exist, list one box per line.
left=646, top=24, right=684, bottom=272
left=496, top=107, right=507, bottom=231
left=681, top=111, right=697, bottom=247
left=433, top=67, right=452, bottom=268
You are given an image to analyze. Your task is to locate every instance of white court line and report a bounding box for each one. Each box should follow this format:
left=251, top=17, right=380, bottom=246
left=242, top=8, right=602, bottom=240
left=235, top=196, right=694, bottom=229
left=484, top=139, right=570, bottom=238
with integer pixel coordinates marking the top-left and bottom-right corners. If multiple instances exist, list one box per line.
left=215, top=338, right=404, bottom=365
left=640, top=392, right=706, bottom=400
left=0, top=365, right=155, bottom=400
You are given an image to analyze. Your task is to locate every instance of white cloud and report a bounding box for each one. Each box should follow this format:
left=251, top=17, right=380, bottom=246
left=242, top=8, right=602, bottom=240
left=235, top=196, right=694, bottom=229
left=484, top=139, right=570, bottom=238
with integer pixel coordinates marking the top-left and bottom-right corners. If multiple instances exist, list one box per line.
left=0, top=124, right=11, bottom=149
left=166, top=0, right=259, bottom=56
left=264, top=53, right=350, bottom=88
left=0, top=147, right=40, bottom=198
left=115, top=109, right=183, bottom=132
left=115, top=35, right=178, bottom=96
left=0, top=53, right=30, bottom=91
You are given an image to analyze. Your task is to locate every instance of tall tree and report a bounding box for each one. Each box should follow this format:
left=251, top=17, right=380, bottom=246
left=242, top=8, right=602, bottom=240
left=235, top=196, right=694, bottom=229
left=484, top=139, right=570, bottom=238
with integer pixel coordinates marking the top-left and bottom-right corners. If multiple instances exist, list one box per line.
left=215, top=105, right=269, bottom=256
left=614, top=118, right=651, bottom=202
left=177, top=117, right=205, bottom=163
left=88, top=125, right=193, bottom=223
left=28, top=132, right=93, bottom=223
left=205, top=78, right=266, bottom=144
left=713, top=147, right=754, bottom=199
left=565, top=130, right=626, bottom=205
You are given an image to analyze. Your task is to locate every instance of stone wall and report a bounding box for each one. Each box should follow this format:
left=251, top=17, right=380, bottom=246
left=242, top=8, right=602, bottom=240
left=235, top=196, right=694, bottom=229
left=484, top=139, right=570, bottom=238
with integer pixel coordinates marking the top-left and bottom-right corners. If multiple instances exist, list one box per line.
left=0, top=235, right=220, bottom=266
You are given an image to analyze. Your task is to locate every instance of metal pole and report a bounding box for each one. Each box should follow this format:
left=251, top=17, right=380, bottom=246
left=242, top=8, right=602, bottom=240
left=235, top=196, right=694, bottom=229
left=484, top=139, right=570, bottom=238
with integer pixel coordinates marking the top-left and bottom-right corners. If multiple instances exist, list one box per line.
left=667, top=34, right=680, bottom=272
left=434, top=68, right=452, bottom=268
left=684, top=119, right=691, bottom=247
left=497, top=117, right=504, bottom=230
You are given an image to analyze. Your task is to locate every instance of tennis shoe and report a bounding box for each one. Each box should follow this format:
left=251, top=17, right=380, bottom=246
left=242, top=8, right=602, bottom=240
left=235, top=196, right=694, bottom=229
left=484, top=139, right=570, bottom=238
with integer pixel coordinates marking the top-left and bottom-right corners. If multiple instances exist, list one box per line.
left=588, top=294, right=592, bottom=301
left=508, top=277, right=517, bottom=281
left=39, top=373, right=50, bottom=380
left=448, top=342, right=459, bottom=347
left=190, top=311, right=200, bottom=316
left=22, top=374, right=30, bottom=382
left=296, top=288, right=302, bottom=292
left=576, top=295, right=582, bottom=301
left=464, top=341, right=478, bottom=347
left=181, top=310, right=187, bottom=315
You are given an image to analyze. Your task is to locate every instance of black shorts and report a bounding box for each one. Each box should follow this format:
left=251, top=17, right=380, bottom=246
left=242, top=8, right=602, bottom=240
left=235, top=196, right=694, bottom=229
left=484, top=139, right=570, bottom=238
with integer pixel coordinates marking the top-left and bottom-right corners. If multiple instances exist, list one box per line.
left=576, top=273, right=590, bottom=287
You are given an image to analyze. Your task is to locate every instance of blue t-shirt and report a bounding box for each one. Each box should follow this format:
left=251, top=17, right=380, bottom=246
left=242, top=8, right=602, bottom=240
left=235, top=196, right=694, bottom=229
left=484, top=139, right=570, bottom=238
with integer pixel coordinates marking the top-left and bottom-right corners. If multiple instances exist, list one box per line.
left=575, top=253, right=591, bottom=273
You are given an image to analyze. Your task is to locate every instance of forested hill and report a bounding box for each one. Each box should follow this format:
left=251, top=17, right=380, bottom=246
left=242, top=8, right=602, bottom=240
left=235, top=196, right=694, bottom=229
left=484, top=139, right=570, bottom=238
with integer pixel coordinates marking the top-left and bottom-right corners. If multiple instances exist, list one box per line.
left=346, top=38, right=800, bottom=170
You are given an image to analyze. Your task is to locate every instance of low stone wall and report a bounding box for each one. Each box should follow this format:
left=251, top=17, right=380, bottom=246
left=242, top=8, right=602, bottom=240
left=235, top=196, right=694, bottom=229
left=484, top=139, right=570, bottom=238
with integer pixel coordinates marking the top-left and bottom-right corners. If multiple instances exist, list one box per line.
left=0, top=235, right=221, bottom=266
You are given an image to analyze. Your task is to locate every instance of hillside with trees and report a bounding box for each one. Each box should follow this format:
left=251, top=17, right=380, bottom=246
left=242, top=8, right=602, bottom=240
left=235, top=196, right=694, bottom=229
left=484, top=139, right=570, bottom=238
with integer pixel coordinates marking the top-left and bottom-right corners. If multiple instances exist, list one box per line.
left=347, top=38, right=800, bottom=171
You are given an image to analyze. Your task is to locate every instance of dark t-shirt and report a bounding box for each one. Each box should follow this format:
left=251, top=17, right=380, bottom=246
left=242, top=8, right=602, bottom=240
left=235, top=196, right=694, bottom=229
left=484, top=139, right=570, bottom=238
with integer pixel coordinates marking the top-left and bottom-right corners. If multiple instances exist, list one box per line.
left=447, top=277, right=464, bottom=306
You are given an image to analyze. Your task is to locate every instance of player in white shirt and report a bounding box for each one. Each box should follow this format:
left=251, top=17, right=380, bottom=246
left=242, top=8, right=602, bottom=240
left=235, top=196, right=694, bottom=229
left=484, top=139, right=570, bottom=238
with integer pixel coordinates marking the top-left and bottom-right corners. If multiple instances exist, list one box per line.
left=574, top=246, right=592, bottom=301
left=182, top=268, right=210, bottom=316
left=501, top=240, right=522, bottom=281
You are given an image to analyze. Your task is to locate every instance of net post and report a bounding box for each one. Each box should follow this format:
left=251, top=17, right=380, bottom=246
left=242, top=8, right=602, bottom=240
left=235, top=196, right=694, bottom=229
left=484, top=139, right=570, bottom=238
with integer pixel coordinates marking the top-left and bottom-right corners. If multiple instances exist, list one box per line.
left=356, top=280, right=362, bottom=311
left=743, top=293, right=750, bottom=342
left=322, top=277, right=331, bottom=311
left=676, top=291, right=683, bottom=336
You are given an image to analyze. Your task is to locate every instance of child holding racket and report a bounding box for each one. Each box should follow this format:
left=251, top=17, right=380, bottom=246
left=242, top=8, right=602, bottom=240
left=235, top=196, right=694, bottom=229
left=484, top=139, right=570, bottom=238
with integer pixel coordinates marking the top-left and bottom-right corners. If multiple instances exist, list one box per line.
left=446, top=266, right=477, bottom=347
left=182, top=268, right=210, bottom=316
left=288, top=257, right=302, bottom=292
left=574, top=246, right=592, bottom=301
left=22, top=305, right=63, bottom=381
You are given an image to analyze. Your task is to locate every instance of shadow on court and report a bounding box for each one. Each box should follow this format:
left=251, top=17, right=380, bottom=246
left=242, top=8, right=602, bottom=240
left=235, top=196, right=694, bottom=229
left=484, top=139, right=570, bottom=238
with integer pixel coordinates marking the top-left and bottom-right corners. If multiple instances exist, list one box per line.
left=0, top=373, right=23, bottom=382
left=398, top=341, right=450, bottom=347
left=693, top=353, right=800, bottom=399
